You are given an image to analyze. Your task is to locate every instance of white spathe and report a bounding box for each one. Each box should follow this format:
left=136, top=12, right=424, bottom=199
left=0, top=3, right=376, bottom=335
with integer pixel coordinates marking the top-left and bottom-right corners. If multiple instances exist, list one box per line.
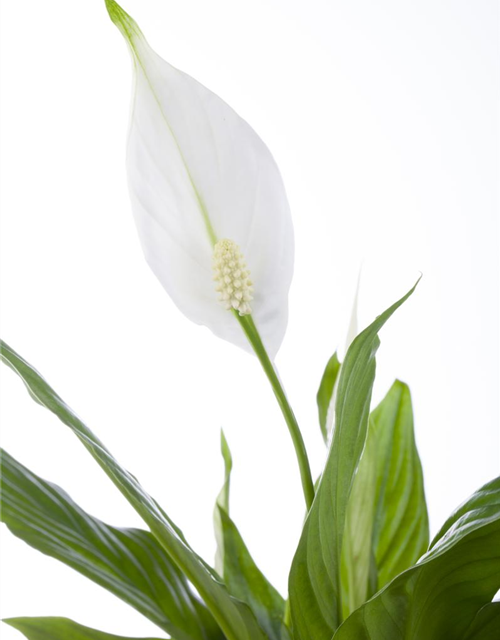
left=106, top=1, right=294, bottom=358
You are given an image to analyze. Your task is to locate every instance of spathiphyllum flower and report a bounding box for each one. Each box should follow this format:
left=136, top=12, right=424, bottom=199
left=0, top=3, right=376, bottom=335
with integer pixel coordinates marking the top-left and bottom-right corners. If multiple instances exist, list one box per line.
left=105, top=0, right=294, bottom=358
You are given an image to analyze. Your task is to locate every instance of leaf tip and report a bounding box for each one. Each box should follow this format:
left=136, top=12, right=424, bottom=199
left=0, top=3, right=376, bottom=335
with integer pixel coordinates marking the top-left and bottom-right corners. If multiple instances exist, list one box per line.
left=2, top=618, right=24, bottom=634
left=392, top=378, right=410, bottom=393
left=220, top=429, right=233, bottom=473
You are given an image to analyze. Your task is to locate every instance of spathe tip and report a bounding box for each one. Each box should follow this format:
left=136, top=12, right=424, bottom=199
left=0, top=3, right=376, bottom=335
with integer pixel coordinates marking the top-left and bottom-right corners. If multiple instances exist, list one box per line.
left=104, top=0, right=142, bottom=41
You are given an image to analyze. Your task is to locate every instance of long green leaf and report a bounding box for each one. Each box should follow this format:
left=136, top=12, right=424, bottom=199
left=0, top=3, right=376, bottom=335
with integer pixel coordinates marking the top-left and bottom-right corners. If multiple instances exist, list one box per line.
left=432, top=474, right=500, bottom=547
left=213, top=433, right=290, bottom=640
left=0, top=341, right=268, bottom=640
left=1, top=450, right=219, bottom=640
left=317, top=273, right=361, bottom=446
left=216, top=510, right=290, bottom=640
left=288, top=280, right=419, bottom=640
left=464, top=603, right=500, bottom=640
left=333, top=477, right=500, bottom=640
left=369, top=381, right=428, bottom=586
left=4, top=617, right=163, bottom=640
left=316, top=352, right=341, bottom=444
left=214, top=430, right=233, bottom=576
left=340, top=417, right=378, bottom=618
left=341, top=381, right=429, bottom=617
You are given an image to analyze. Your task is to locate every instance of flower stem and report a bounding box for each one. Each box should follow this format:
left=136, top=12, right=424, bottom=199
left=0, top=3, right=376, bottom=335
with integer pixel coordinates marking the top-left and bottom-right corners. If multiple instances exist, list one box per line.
left=236, top=313, right=315, bottom=511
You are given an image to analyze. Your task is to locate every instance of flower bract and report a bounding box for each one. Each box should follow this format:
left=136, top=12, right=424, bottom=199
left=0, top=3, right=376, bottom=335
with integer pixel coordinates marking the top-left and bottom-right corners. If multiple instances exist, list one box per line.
left=105, top=0, right=294, bottom=358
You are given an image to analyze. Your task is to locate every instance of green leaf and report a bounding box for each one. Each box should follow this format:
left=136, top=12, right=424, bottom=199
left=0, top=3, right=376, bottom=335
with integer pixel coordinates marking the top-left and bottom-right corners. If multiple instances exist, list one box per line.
left=340, top=417, right=378, bottom=618
left=369, top=381, right=428, bottom=587
left=214, top=429, right=233, bottom=576
left=432, top=474, right=500, bottom=548
left=4, top=617, right=163, bottom=640
left=0, top=341, right=268, bottom=640
left=216, top=510, right=290, bottom=640
left=464, top=603, right=500, bottom=640
left=316, top=352, right=340, bottom=444
left=333, top=476, right=500, bottom=640
left=341, top=381, right=429, bottom=617
left=213, top=433, right=290, bottom=640
left=1, top=450, right=219, bottom=640
left=288, top=280, right=420, bottom=640
left=317, top=272, right=361, bottom=446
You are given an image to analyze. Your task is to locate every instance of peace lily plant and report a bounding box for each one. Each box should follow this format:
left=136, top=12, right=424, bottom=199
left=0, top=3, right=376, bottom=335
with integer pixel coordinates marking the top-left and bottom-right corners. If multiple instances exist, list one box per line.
left=1, top=2, right=499, bottom=640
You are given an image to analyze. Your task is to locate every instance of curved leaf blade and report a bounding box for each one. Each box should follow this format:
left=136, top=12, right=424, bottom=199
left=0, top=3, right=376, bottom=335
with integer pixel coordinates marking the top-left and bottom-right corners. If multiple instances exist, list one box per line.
left=464, top=603, right=500, bottom=640
left=213, top=433, right=290, bottom=640
left=341, top=381, right=429, bottom=617
left=316, top=352, right=341, bottom=444
left=333, top=477, right=500, bottom=640
left=1, top=450, right=218, bottom=640
left=214, top=430, right=233, bottom=576
left=0, top=340, right=267, bottom=640
left=432, top=475, right=500, bottom=548
left=216, top=509, right=290, bottom=640
left=369, top=381, right=428, bottom=587
left=340, top=417, right=378, bottom=617
left=4, top=617, right=163, bottom=640
left=289, top=280, right=420, bottom=640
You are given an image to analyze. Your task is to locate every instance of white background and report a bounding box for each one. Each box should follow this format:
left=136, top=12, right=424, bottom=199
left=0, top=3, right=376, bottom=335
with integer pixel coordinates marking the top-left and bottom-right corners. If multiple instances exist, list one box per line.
left=0, top=0, right=498, bottom=638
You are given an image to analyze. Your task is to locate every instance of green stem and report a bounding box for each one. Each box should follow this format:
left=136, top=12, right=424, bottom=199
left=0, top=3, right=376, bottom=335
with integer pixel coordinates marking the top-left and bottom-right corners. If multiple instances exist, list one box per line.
left=235, top=313, right=315, bottom=511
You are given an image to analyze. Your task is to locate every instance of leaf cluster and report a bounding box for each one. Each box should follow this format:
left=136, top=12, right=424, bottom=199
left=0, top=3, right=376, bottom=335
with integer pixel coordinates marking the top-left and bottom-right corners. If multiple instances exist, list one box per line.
left=2, top=280, right=499, bottom=640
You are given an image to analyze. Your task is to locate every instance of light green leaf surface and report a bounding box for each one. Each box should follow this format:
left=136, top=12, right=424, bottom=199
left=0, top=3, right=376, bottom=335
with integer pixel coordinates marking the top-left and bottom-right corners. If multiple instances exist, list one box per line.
left=4, top=617, right=163, bottom=640
left=333, top=477, right=500, bottom=640
left=316, top=352, right=341, bottom=444
left=0, top=341, right=267, bottom=640
left=341, top=381, right=429, bottom=617
left=213, top=433, right=290, bottom=640
left=214, top=430, right=233, bottom=576
left=288, top=280, right=419, bottom=640
left=464, top=603, right=500, bottom=640
left=368, top=381, right=428, bottom=587
left=216, top=510, right=290, bottom=640
left=1, top=450, right=218, bottom=640
left=340, top=417, right=378, bottom=618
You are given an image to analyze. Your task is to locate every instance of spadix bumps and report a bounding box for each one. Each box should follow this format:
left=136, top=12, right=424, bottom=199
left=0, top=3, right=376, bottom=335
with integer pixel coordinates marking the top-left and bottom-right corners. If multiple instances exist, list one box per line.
left=213, top=240, right=253, bottom=316
left=105, top=0, right=293, bottom=358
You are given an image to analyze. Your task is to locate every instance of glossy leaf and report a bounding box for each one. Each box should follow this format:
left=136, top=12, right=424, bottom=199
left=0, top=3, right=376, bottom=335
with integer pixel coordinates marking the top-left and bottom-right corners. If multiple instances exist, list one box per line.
left=432, top=474, right=500, bottom=548
left=316, top=352, right=340, bottom=444
left=213, top=433, right=290, bottom=640
left=464, top=603, right=500, bottom=640
left=333, top=476, right=500, bottom=640
left=104, top=0, right=294, bottom=358
left=288, top=280, right=420, bottom=640
left=369, top=381, right=428, bottom=587
left=1, top=450, right=219, bottom=640
left=3, top=617, right=163, bottom=640
left=0, top=340, right=267, bottom=640
left=340, top=418, right=378, bottom=618
left=341, top=381, right=429, bottom=617
left=215, top=510, right=290, bottom=640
